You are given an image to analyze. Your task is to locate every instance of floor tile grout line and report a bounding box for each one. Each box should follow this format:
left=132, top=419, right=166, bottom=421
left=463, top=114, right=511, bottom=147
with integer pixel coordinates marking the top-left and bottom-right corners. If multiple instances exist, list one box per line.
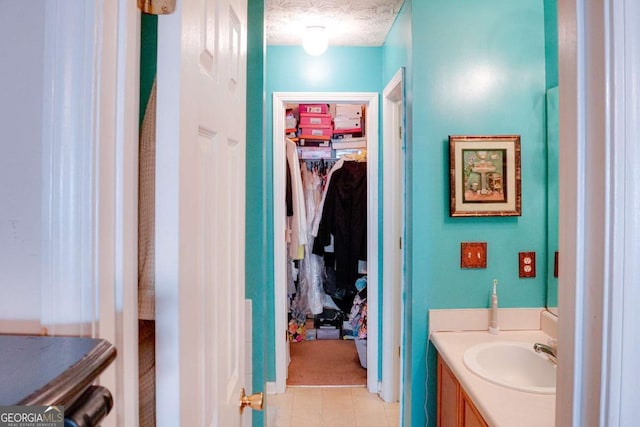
left=268, top=386, right=398, bottom=427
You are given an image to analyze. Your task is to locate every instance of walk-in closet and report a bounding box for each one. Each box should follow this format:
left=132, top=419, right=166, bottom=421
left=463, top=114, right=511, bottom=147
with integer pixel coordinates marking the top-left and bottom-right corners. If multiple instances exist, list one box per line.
left=283, top=101, right=370, bottom=387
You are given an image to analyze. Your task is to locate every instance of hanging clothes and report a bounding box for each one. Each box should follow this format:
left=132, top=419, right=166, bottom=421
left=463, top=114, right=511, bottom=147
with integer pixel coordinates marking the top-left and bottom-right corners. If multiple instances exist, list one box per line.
left=313, top=160, right=367, bottom=308
left=286, top=160, right=293, bottom=217
left=310, top=159, right=343, bottom=297
left=285, top=138, right=307, bottom=260
left=311, top=158, right=344, bottom=237
left=291, top=163, right=326, bottom=316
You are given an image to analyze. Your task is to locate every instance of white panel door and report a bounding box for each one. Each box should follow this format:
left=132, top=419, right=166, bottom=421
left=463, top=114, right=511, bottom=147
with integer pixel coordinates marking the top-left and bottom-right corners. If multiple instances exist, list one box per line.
left=155, top=0, right=248, bottom=426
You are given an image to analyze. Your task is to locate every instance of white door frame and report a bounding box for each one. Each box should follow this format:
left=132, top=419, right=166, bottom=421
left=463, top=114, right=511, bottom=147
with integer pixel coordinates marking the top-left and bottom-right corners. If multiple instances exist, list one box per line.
left=381, top=69, right=404, bottom=403
left=272, top=92, right=379, bottom=394
left=557, top=0, right=640, bottom=425
left=41, top=2, right=140, bottom=426
left=97, top=2, right=141, bottom=426
left=96, top=1, right=141, bottom=426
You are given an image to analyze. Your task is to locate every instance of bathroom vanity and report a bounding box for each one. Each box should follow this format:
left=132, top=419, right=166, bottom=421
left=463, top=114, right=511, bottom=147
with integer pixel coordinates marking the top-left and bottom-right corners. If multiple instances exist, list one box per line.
left=430, top=309, right=556, bottom=427
left=438, top=353, right=488, bottom=426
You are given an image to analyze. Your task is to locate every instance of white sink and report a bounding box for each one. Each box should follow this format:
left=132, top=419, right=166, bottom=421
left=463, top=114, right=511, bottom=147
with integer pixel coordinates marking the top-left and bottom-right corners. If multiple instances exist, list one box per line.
left=463, top=341, right=556, bottom=394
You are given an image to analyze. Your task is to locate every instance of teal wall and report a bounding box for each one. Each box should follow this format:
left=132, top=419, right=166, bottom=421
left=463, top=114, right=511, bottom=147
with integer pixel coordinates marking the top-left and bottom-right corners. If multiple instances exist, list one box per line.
left=406, top=1, right=547, bottom=425
left=139, top=13, right=157, bottom=126
left=246, top=3, right=266, bottom=427
left=544, top=0, right=559, bottom=89
left=382, top=2, right=412, bottom=84
left=264, top=46, right=383, bottom=381
left=266, top=46, right=382, bottom=93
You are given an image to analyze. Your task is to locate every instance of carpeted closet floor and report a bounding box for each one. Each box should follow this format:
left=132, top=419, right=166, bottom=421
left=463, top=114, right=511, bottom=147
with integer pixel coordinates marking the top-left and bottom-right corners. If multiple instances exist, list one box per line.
left=287, top=339, right=366, bottom=386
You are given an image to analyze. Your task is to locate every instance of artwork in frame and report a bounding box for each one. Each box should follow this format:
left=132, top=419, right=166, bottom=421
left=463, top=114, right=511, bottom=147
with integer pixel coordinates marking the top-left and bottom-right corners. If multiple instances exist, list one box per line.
left=449, top=135, right=521, bottom=217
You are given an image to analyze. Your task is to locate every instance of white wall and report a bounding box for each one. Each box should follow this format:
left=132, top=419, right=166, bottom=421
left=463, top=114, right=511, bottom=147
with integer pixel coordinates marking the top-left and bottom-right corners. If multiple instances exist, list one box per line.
left=0, top=4, right=46, bottom=322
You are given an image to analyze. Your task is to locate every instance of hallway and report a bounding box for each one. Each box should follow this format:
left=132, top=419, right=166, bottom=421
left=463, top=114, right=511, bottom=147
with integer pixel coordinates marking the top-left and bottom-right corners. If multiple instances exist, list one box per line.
left=267, top=387, right=399, bottom=427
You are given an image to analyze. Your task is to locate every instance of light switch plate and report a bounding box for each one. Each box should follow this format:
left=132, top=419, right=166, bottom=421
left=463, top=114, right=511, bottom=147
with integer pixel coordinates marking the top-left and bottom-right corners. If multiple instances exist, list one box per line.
left=460, top=242, right=487, bottom=268
left=519, top=251, right=536, bottom=278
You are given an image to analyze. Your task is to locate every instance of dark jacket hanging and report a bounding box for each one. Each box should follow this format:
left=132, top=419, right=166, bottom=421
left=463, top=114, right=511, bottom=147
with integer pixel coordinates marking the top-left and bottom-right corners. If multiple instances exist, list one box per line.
left=313, top=161, right=367, bottom=299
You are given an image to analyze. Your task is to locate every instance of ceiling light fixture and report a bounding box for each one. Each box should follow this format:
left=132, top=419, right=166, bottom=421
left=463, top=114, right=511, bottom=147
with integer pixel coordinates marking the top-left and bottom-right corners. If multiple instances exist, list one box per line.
left=302, top=26, right=328, bottom=56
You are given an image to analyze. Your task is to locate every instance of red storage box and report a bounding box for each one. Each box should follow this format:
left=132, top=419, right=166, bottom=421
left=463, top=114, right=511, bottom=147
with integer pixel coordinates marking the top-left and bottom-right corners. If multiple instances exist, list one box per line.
left=299, top=126, right=333, bottom=138
left=332, top=128, right=363, bottom=136
left=299, top=103, right=328, bottom=114
left=299, top=113, right=332, bottom=127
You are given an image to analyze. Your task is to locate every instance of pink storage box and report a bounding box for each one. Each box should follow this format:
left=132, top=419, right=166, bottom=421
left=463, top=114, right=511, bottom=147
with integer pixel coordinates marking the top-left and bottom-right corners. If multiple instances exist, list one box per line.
left=299, top=104, right=328, bottom=114
left=299, top=113, right=332, bottom=127
left=299, top=126, right=333, bottom=138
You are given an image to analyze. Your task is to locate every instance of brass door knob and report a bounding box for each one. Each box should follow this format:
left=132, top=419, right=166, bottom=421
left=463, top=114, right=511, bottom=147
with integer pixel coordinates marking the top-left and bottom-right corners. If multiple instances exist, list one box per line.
left=239, top=388, right=264, bottom=414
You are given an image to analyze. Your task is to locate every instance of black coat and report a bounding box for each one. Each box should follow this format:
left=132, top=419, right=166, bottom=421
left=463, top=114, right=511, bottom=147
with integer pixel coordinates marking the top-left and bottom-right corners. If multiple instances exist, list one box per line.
left=313, top=161, right=367, bottom=294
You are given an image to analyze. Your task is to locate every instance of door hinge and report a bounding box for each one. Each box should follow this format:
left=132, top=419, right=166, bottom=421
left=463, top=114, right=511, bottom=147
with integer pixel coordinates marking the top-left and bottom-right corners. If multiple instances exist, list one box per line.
left=399, top=237, right=402, bottom=250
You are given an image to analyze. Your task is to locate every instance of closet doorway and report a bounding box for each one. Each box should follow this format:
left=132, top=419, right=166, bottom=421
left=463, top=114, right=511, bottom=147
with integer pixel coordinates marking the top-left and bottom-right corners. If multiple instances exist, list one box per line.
left=273, top=92, right=380, bottom=394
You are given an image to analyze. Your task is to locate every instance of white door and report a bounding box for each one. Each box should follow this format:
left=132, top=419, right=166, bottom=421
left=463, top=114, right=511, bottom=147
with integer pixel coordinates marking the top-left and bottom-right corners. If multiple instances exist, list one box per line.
left=155, top=0, right=249, bottom=426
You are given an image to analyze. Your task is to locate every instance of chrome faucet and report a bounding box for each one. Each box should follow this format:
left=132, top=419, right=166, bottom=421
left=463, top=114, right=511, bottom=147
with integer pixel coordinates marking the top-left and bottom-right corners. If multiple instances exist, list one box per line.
left=533, top=339, right=558, bottom=364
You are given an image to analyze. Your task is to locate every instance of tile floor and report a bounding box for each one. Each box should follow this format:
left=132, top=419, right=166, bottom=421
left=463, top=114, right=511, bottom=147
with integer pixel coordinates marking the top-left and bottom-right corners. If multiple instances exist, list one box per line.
left=267, top=386, right=400, bottom=427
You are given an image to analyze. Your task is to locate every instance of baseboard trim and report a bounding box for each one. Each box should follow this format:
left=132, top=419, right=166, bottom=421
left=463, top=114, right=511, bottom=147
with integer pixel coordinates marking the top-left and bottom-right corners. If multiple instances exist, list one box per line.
left=266, top=382, right=278, bottom=395
left=0, top=320, right=42, bottom=335
left=0, top=320, right=94, bottom=337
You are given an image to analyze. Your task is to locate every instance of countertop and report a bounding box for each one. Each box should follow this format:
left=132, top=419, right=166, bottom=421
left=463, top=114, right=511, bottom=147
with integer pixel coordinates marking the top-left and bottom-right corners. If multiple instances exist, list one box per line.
left=431, top=330, right=555, bottom=427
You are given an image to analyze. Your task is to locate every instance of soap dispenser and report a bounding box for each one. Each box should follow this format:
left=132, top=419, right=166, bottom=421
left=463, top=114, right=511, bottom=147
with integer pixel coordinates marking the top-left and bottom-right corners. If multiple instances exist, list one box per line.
left=488, top=279, right=500, bottom=335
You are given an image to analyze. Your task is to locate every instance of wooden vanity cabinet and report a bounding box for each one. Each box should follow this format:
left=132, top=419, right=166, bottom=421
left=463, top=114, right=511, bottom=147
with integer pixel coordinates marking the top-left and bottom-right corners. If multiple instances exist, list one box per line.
left=437, top=354, right=488, bottom=427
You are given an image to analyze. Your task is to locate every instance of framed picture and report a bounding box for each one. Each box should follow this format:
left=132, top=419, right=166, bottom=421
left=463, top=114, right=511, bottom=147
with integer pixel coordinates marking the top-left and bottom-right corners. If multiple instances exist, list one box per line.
left=449, top=135, right=521, bottom=217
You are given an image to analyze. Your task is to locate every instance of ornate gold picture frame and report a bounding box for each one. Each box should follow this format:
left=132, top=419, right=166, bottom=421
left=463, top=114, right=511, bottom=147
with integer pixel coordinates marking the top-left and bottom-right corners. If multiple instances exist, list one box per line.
left=449, top=135, right=521, bottom=217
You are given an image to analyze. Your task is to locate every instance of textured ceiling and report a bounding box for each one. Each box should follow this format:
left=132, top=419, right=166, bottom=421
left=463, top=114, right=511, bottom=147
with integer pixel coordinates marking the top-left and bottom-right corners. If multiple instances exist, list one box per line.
left=265, top=0, right=405, bottom=47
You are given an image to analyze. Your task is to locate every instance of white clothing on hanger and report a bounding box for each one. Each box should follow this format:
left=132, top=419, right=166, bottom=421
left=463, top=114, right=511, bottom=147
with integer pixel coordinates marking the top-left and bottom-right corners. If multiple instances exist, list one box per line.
left=286, top=138, right=307, bottom=259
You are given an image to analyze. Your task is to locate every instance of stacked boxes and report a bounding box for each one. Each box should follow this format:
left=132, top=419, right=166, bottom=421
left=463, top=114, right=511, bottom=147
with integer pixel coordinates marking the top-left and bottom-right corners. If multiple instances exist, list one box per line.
left=331, top=104, right=366, bottom=151
left=333, top=104, right=363, bottom=133
left=292, top=103, right=367, bottom=159
left=298, top=104, right=333, bottom=145
left=332, top=104, right=366, bottom=155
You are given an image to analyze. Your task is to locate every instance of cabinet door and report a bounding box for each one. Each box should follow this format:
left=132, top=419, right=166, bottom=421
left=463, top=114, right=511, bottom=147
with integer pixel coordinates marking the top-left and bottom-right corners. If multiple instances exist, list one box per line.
left=437, top=355, right=461, bottom=427
left=461, top=391, right=489, bottom=427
